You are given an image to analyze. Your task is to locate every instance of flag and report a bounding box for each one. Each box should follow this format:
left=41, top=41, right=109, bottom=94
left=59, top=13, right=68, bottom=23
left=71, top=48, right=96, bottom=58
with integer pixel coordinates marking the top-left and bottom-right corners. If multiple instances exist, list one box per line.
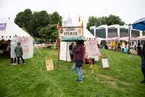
left=78, top=16, right=81, bottom=22
left=57, top=22, right=61, bottom=30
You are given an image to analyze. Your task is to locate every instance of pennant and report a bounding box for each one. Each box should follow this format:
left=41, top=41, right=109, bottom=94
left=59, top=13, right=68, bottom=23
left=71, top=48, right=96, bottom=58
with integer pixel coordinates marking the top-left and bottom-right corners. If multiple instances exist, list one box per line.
left=57, top=22, right=61, bottom=30
left=78, top=16, right=81, bottom=22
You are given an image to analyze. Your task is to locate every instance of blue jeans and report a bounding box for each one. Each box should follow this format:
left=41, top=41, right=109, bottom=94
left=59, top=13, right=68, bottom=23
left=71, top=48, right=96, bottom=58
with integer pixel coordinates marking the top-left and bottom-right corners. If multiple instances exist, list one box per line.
left=73, top=63, right=83, bottom=81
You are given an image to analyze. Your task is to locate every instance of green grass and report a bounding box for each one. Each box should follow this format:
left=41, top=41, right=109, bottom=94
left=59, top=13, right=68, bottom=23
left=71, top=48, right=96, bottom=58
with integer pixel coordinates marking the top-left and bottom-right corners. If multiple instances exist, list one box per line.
left=0, top=48, right=145, bottom=97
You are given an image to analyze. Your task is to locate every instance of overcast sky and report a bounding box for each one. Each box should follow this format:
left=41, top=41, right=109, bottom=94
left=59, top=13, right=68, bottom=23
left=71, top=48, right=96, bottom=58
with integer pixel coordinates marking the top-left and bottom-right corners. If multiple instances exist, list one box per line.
left=0, top=0, right=145, bottom=24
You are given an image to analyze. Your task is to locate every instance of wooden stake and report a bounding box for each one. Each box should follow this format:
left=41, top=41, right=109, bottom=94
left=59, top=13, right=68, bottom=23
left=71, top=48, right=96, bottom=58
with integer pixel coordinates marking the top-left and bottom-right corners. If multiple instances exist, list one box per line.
left=57, top=38, right=60, bottom=67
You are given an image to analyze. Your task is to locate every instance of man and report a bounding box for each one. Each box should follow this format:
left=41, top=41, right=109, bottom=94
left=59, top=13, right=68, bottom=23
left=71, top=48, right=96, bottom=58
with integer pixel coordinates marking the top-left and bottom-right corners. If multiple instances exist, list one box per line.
left=69, top=43, right=74, bottom=61
left=15, top=42, right=25, bottom=64
left=73, top=40, right=85, bottom=83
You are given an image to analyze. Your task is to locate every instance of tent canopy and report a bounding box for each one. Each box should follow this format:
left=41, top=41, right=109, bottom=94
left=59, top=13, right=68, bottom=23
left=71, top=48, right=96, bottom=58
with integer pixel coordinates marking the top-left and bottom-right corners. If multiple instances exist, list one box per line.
left=61, top=36, right=86, bottom=42
left=132, top=17, right=145, bottom=31
left=0, top=19, right=30, bottom=40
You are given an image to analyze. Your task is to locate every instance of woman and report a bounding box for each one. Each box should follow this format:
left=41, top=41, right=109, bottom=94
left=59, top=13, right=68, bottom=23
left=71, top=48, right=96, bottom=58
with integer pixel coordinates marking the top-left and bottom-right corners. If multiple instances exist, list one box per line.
left=72, top=40, right=85, bottom=83
left=140, top=43, right=145, bottom=83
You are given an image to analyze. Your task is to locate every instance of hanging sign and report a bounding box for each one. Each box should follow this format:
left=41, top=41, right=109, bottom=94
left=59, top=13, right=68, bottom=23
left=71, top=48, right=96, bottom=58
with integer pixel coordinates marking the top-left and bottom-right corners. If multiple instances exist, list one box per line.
left=85, top=40, right=101, bottom=61
left=0, top=23, right=7, bottom=30
left=59, top=26, right=83, bottom=38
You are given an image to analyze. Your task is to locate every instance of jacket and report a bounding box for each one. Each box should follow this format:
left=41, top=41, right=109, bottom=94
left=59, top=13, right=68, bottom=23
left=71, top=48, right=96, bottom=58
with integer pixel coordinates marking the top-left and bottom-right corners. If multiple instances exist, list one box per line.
left=73, top=44, right=85, bottom=62
left=15, top=45, right=23, bottom=57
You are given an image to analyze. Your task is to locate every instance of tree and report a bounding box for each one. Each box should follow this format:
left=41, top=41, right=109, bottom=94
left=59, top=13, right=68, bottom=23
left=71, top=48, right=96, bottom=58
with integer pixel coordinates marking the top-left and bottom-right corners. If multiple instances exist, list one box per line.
left=87, top=15, right=125, bottom=30
left=50, top=11, right=62, bottom=25
left=38, top=24, right=58, bottom=42
left=106, top=15, right=125, bottom=25
left=14, top=9, right=34, bottom=35
left=14, top=9, right=62, bottom=41
left=86, top=16, right=98, bottom=30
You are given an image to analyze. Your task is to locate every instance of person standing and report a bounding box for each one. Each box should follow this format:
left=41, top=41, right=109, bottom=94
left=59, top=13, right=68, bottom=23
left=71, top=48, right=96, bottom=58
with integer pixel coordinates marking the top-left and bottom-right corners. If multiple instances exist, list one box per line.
left=69, top=43, right=74, bottom=61
left=15, top=42, right=25, bottom=64
left=137, top=43, right=141, bottom=56
left=73, top=40, right=85, bottom=83
left=9, top=41, right=17, bottom=65
left=140, top=43, right=145, bottom=83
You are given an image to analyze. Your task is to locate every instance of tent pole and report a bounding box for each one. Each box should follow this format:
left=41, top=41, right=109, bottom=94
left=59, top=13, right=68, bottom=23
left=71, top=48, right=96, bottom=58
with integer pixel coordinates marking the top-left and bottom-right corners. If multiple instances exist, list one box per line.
left=128, top=24, right=131, bottom=54
left=57, top=38, right=60, bottom=67
left=66, top=42, right=68, bottom=62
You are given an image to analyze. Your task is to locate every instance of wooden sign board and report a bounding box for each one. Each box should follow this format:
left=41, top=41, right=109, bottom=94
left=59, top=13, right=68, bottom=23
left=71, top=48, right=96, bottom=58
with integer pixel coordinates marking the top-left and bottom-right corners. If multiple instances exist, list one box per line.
left=46, top=59, right=54, bottom=71
left=101, top=58, right=110, bottom=69
left=59, top=26, right=83, bottom=39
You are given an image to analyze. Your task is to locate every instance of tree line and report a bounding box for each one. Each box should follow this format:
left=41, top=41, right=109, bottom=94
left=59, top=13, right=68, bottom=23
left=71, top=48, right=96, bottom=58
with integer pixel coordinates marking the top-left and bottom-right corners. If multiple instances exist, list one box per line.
left=14, top=9, right=62, bottom=42
left=14, top=9, right=125, bottom=42
left=86, top=15, right=125, bottom=30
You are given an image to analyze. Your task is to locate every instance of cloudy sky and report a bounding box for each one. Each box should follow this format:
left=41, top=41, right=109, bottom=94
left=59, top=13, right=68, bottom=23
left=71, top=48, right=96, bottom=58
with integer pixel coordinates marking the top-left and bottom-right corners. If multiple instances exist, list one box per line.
left=0, top=0, right=145, bottom=24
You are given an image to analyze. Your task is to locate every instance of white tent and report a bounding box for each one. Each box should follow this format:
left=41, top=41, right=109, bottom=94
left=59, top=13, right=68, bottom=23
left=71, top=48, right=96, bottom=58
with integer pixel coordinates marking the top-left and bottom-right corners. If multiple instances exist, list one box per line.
left=60, top=17, right=100, bottom=62
left=0, top=19, right=30, bottom=40
left=0, top=19, right=34, bottom=59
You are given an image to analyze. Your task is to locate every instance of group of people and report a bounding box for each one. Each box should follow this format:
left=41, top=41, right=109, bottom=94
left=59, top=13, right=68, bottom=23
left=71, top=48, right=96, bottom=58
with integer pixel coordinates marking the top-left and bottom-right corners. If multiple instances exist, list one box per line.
left=101, top=40, right=145, bottom=83
left=69, top=40, right=85, bottom=83
left=101, top=40, right=142, bottom=55
left=7, top=41, right=25, bottom=65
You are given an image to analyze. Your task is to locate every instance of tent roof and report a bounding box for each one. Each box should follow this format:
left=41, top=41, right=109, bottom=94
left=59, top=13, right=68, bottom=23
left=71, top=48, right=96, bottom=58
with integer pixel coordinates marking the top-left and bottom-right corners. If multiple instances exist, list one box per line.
left=0, top=19, right=30, bottom=40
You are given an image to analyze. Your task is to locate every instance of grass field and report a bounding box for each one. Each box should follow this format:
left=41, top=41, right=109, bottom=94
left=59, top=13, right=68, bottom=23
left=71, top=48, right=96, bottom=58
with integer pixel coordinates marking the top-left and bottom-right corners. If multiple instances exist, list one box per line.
left=0, top=48, right=145, bottom=97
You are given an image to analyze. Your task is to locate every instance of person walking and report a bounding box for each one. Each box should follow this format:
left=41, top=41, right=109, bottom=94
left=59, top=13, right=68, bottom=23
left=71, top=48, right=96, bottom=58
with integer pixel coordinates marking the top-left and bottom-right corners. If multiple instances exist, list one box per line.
left=73, top=40, right=85, bottom=83
left=15, top=42, right=25, bottom=64
left=140, top=43, right=145, bottom=83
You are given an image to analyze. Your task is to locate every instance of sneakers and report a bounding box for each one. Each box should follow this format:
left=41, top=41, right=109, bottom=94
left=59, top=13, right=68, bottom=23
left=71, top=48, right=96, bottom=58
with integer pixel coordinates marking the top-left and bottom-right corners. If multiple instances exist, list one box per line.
left=76, top=79, right=83, bottom=83
left=77, top=80, right=83, bottom=83
left=82, top=75, right=84, bottom=78
left=13, top=63, right=17, bottom=65
left=11, top=63, right=17, bottom=65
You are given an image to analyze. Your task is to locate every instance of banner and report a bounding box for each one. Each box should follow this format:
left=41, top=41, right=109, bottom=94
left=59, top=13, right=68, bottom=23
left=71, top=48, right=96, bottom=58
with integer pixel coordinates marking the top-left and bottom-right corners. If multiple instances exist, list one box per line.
left=11, top=37, right=33, bottom=59
left=59, top=26, right=83, bottom=38
left=0, top=23, right=7, bottom=30
left=85, top=40, right=101, bottom=61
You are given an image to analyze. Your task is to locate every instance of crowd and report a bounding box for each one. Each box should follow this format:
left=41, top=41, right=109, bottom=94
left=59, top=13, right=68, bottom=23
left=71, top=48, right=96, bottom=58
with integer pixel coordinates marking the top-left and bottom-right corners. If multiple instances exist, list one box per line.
left=100, top=40, right=145, bottom=83
left=101, top=40, right=142, bottom=55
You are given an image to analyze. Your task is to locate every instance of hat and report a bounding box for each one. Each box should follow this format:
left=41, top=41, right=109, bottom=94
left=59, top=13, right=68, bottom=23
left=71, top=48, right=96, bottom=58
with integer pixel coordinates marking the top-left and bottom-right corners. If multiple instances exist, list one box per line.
left=17, top=42, right=21, bottom=45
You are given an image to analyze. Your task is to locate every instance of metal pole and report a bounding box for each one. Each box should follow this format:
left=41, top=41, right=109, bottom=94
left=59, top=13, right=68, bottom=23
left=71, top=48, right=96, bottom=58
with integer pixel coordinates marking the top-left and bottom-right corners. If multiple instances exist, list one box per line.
left=128, top=24, right=131, bottom=54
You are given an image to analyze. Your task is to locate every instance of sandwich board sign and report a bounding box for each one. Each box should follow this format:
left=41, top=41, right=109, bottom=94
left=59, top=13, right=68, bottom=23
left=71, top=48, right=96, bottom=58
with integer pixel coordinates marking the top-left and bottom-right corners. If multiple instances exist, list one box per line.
left=46, top=59, right=54, bottom=71
left=101, top=58, right=110, bottom=69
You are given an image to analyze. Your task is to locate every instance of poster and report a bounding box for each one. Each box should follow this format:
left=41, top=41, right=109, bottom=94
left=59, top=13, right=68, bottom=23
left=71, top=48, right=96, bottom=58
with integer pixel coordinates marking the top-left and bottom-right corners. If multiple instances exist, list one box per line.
left=85, top=40, right=101, bottom=61
left=101, top=58, right=109, bottom=68
left=0, top=23, right=7, bottom=30
left=46, top=59, right=54, bottom=71
left=11, top=36, right=33, bottom=59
